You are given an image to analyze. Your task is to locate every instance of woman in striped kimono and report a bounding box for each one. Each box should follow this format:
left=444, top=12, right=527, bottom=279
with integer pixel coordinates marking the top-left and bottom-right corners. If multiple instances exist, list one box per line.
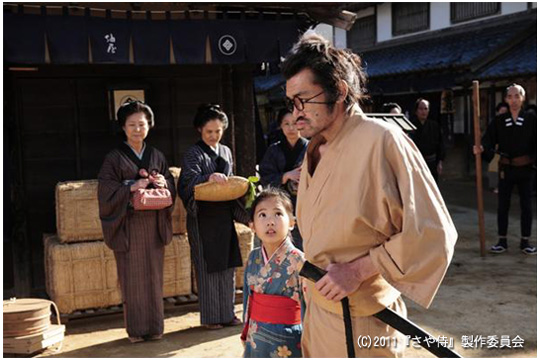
left=98, top=101, right=175, bottom=343
left=178, top=104, right=249, bottom=330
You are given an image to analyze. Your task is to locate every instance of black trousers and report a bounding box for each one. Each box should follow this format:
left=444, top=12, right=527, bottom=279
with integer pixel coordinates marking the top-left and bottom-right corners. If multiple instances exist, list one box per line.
left=291, top=225, right=303, bottom=251
left=497, top=164, right=533, bottom=238
left=426, top=160, right=438, bottom=183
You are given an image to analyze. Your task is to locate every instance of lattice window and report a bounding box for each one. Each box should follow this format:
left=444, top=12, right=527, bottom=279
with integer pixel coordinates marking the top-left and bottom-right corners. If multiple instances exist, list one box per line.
left=348, top=15, right=376, bottom=51
left=392, top=3, right=430, bottom=36
left=451, top=3, right=500, bottom=23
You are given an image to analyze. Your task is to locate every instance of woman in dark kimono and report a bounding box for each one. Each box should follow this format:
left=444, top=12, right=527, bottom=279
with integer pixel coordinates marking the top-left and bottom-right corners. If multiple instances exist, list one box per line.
left=259, top=109, right=308, bottom=249
left=97, top=101, right=175, bottom=343
left=178, top=104, right=249, bottom=330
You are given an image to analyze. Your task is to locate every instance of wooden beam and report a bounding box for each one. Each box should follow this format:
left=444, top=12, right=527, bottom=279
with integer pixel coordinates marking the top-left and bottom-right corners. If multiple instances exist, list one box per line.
left=472, top=80, right=486, bottom=257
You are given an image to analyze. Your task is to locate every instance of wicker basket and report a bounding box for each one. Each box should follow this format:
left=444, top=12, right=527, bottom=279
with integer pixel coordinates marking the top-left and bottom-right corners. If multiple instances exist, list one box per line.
left=235, top=223, right=254, bottom=289
left=44, top=234, right=191, bottom=314
left=194, top=176, right=249, bottom=202
left=169, top=167, right=187, bottom=234
left=56, top=180, right=102, bottom=243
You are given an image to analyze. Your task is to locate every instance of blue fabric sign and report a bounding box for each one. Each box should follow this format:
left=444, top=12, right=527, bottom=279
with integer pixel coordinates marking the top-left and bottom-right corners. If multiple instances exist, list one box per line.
left=132, top=19, right=170, bottom=65
left=89, top=17, right=130, bottom=64
left=170, top=20, right=208, bottom=64
left=208, top=20, right=246, bottom=64
left=4, top=13, right=46, bottom=64
left=46, top=14, right=88, bottom=64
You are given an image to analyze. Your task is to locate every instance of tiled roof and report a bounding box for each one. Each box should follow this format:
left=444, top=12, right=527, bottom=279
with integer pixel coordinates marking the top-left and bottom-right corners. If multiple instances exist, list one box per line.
left=361, top=20, right=532, bottom=78
left=254, top=74, right=285, bottom=92
left=476, top=35, right=537, bottom=79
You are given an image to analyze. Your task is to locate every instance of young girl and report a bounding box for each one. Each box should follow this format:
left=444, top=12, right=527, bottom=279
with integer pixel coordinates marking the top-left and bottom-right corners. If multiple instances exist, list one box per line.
left=241, top=187, right=304, bottom=358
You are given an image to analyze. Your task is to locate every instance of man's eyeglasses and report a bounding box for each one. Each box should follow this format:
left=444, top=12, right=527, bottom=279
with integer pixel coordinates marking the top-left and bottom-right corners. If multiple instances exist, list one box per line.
left=285, top=91, right=335, bottom=112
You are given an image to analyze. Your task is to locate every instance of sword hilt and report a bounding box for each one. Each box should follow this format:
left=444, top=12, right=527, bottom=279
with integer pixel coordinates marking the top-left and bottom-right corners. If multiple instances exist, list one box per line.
left=299, top=260, right=327, bottom=282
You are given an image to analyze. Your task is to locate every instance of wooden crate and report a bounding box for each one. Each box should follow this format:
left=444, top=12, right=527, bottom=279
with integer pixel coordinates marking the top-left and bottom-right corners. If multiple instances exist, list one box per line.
left=44, top=234, right=191, bottom=314
left=56, top=180, right=102, bottom=242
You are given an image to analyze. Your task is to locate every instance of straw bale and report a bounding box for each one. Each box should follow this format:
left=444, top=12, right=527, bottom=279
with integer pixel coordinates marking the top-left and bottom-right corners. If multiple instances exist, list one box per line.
left=169, top=167, right=187, bottom=234
left=55, top=180, right=103, bottom=242
left=55, top=169, right=187, bottom=242
left=44, top=234, right=192, bottom=314
left=235, top=223, right=254, bottom=289
left=163, top=234, right=191, bottom=297
left=44, top=234, right=120, bottom=314
left=191, top=264, right=198, bottom=295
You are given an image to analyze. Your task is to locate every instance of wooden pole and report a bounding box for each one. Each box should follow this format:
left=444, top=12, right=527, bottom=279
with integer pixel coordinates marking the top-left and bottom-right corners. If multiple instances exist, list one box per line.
left=472, top=80, right=486, bottom=257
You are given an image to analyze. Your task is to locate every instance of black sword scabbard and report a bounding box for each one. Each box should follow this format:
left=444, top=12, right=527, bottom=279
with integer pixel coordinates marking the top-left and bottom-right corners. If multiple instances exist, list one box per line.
left=299, top=261, right=461, bottom=358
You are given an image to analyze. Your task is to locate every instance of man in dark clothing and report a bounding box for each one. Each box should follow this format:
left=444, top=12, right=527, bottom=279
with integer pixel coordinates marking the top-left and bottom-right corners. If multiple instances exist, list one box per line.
left=382, top=102, right=402, bottom=114
left=410, top=98, right=445, bottom=183
left=473, top=84, right=536, bottom=255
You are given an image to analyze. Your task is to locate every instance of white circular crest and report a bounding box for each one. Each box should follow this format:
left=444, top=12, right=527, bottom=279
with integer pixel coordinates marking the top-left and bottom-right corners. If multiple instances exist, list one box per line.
left=218, top=35, right=237, bottom=56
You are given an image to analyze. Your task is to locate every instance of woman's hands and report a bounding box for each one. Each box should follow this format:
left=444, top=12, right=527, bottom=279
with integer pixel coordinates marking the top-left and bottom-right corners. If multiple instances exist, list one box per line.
left=130, top=178, right=150, bottom=192
left=130, top=169, right=168, bottom=191
left=150, top=173, right=167, bottom=188
left=282, top=166, right=302, bottom=184
left=209, top=172, right=228, bottom=184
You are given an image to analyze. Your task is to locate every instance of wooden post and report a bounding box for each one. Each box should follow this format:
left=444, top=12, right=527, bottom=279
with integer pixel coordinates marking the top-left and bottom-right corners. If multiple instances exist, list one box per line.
left=472, top=80, right=486, bottom=257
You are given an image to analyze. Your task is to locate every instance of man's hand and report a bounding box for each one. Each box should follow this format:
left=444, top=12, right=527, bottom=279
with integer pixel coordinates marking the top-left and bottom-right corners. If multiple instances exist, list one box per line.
left=314, top=255, right=379, bottom=302
left=472, top=145, right=484, bottom=155
left=282, top=167, right=301, bottom=184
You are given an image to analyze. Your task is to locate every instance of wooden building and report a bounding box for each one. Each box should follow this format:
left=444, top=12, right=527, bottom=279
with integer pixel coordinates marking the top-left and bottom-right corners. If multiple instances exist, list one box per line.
left=346, top=3, right=537, bottom=177
left=3, top=2, right=362, bottom=297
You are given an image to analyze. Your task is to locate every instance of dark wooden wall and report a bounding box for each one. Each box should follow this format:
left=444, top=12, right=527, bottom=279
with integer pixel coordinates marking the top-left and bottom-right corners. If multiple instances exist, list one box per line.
left=4, top=64, right=256, bottom=297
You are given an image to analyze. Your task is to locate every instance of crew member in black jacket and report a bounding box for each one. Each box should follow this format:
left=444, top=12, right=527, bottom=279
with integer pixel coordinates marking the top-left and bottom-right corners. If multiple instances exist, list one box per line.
left=473, top=84, right=536, bottom=255
left=410, top=98, right=445, bottom=183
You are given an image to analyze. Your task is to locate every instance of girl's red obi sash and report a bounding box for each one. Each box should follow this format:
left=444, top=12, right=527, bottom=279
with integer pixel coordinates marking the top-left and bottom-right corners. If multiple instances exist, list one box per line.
left=241, top=291, right=301, bottom=341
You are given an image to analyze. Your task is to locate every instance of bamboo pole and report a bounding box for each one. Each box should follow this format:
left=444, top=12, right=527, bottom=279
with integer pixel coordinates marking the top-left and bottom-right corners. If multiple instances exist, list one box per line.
left=472, top=80, right=486, bottom=257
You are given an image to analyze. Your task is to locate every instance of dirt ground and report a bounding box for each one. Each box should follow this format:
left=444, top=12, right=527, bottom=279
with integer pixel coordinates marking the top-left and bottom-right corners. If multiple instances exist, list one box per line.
left=32, top=180, right=536, bottom=358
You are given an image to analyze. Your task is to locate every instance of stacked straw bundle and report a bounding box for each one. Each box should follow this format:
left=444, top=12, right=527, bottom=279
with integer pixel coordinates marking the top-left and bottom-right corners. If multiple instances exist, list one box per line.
left=45, top=168, right=189, bottom=314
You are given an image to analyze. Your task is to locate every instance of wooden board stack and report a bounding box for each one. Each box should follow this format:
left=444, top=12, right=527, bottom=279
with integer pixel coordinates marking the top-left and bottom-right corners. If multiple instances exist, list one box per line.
left=3, top=298, right=65, bottom=355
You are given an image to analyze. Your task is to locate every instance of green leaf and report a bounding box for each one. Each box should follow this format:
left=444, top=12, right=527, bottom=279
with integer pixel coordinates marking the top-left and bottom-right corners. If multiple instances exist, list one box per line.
left=245, top=182, right=257, bottom=209
left=248, top=176, right=260, bottom=184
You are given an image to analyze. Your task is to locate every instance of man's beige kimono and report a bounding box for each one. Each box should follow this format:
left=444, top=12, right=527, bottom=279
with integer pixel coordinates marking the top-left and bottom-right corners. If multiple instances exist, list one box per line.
left=297, top=105, right=457, bottom=357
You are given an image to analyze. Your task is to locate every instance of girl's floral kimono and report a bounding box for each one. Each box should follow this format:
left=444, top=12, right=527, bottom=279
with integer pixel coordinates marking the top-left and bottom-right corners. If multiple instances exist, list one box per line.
left=242, top=238, right=305, bottom=358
